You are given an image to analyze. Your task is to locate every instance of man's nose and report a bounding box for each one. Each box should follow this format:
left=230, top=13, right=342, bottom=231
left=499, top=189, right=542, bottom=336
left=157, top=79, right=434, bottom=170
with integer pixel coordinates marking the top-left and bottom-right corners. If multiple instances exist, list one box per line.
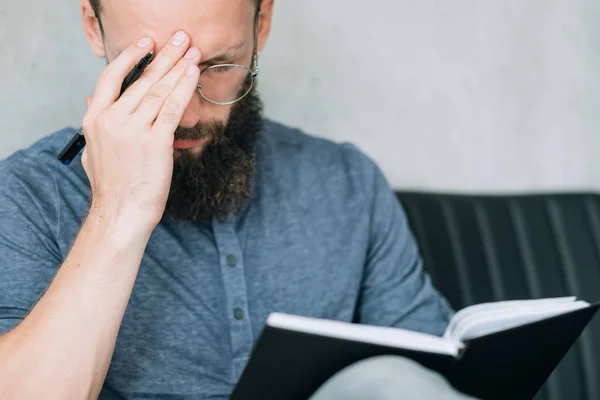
left=178, top=90, right=204, bottom=128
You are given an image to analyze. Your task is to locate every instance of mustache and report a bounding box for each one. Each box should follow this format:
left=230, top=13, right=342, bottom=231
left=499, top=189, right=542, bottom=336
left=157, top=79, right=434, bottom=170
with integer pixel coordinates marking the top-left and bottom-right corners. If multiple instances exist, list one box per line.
left=174, top=120, right=225, bottom=141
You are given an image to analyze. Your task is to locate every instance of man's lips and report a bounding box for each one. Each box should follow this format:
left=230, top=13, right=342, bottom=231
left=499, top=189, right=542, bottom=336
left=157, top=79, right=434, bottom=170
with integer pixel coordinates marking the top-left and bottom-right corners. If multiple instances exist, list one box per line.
left=173, top=138, right=207, bottom=149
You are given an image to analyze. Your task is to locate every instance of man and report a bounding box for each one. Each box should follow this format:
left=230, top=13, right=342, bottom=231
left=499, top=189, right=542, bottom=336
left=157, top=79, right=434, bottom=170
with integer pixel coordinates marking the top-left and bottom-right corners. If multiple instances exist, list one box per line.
left=0, top=0, right=473, bottom=399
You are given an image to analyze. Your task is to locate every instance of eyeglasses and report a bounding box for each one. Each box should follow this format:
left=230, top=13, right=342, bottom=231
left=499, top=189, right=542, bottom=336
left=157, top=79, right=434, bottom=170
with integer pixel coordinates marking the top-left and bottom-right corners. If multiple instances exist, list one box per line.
left=196, top=8, right=261, bottom=106
left=196, top=61, right=259, bottom=106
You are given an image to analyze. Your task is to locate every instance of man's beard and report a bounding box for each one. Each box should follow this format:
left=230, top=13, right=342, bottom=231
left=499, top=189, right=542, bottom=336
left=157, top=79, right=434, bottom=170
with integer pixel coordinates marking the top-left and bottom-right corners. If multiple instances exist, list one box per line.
left=164, top=87, right=263, bottom=221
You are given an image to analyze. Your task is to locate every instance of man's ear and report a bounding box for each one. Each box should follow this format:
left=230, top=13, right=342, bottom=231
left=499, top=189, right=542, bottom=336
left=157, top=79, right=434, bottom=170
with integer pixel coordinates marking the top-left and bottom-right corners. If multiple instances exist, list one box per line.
left=257, top=0, right=275, bottom=54
left=80, top=0, right=105, bottom=58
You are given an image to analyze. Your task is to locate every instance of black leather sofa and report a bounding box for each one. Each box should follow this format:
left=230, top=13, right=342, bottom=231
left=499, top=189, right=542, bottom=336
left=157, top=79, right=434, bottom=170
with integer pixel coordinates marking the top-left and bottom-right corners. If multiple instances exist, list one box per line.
left=397, top=192, right=600, bottom=400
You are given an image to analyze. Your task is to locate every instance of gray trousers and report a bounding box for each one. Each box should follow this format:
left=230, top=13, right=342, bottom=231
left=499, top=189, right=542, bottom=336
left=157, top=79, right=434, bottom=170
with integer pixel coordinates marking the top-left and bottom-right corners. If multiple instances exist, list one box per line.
left=308, top=356, right=480, bottom=400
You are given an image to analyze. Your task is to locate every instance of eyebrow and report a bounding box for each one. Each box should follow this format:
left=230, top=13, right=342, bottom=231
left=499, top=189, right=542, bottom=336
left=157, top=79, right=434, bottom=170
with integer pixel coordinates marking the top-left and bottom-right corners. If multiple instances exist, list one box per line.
left=113, top=42, right=246, bottom=66
left=198, top=42, right=246, bottom=66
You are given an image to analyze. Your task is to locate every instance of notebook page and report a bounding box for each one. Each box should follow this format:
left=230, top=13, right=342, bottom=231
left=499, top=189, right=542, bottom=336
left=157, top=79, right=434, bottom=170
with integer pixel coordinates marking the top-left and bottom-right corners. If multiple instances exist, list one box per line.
left=443, top=297, right=577, bottom=341
left=268, top=313, right=459, bottom=357
left=450, top=301, right=590, bottom=342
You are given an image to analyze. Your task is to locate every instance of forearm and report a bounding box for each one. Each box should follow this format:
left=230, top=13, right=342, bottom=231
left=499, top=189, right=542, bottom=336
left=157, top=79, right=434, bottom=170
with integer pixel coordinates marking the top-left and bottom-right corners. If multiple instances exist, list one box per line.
left=0, top=209, right=153, bottom=400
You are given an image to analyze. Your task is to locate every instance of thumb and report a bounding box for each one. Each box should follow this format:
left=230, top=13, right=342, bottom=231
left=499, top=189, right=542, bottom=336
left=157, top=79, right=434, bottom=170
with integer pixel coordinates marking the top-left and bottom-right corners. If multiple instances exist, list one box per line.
left=85, top=96, right=92, bottom=108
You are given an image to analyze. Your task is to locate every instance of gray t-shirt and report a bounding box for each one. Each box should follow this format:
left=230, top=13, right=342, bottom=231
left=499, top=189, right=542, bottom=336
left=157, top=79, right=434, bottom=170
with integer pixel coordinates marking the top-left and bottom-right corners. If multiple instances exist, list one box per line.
left=0, top=119, right=452, bottom=399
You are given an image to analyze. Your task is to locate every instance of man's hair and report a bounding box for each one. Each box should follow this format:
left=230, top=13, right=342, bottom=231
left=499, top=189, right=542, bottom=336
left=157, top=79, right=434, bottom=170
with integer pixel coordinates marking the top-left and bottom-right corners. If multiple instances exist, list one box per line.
left=89, top=0, right=101, bottom=17
left=90, top=0, right=262, bottom=20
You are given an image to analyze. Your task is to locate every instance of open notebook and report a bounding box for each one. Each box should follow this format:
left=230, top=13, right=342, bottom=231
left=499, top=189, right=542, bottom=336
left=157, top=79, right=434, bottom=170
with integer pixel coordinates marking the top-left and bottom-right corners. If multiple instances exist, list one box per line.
left=231, top=297, right=599, bottom=400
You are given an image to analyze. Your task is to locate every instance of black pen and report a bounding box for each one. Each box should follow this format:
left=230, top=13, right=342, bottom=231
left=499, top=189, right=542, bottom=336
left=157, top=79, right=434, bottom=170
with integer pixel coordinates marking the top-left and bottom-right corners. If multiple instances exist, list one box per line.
left=57, top=51, right=154, bottom=165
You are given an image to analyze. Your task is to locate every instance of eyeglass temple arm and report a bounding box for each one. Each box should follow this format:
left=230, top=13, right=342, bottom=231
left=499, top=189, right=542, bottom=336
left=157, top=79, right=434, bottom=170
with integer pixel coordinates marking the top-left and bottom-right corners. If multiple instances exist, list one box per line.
left=252, top=6, right=260, bottom=76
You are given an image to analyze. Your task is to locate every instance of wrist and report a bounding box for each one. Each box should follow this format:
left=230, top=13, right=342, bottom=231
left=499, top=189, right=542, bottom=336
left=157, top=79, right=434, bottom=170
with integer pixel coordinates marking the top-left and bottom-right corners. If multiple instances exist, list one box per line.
left=86, top=202, right=157, bottom=245
left=60, top=204, right=156, bottom=288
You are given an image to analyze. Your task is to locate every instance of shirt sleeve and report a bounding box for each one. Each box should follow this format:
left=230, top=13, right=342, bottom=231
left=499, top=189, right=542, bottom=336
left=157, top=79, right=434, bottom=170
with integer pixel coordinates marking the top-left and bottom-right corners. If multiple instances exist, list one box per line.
left=0, top=157, right=63, bottom=336
left=344, top=144, right=454, bottom=336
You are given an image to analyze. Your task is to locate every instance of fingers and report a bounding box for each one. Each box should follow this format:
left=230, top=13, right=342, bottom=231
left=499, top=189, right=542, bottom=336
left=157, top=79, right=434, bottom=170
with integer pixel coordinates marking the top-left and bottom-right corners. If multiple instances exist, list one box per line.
left=116, top=31, right=200, bottom=114
left=152, top=65, right=200, bottom=138
left=132, top=50, right=201, bottom=124
left=89, top=37, right=156, bottom=113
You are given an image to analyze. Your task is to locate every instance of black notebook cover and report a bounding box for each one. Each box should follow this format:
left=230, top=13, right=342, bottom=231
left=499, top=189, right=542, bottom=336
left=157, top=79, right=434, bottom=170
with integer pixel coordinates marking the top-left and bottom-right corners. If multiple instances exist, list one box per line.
left=230, top=303, right=599, bottom=400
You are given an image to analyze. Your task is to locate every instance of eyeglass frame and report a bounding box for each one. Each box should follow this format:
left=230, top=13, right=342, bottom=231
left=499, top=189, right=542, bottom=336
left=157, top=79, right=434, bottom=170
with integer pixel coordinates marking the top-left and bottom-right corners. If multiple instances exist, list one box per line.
left=196, top=8, right=261, bottom=106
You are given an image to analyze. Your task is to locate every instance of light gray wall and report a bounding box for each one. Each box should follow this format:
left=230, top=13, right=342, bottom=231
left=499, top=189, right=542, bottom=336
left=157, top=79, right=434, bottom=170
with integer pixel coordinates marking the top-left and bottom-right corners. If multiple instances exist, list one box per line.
left=1, top=0, right=599, bottom=192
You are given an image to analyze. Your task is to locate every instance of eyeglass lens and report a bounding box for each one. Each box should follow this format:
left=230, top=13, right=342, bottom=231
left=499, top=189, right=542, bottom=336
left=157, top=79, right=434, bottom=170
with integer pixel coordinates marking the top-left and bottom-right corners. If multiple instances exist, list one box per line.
left=198, top=65, right=254, bottom=104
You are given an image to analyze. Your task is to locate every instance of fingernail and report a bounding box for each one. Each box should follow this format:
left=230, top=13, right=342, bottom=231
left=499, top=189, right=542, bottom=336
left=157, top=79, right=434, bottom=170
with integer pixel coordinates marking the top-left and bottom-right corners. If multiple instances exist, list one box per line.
left=137, top=37, right=152, bottom=47
left=184, top=47, right=199, bottom=59
left=172, top=31, right=186, bottom=46
left=186, top=65, right=199, bottom=76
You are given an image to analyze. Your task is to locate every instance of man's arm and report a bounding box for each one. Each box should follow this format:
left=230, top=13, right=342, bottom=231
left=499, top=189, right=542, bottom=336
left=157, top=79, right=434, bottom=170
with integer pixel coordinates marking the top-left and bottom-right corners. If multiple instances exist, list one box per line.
left=346, top=145, right=454, bottom=336
left=0, top=32, right=202, bottom=399
left=0, top=208, right=152, bottom=399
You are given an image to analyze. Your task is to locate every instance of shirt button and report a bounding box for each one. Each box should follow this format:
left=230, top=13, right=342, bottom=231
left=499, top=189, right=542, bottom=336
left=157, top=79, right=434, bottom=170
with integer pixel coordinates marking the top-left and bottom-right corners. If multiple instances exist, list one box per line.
left=226, top=255, right=238, bottom=267
left=233, top=307, right=245, bottom=320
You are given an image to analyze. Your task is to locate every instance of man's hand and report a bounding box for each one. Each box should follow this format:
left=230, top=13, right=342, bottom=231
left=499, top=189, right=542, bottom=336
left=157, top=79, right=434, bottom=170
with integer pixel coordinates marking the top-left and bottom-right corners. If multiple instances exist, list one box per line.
left=82, top=31, right=201, bottom=230
left=0, top=32, right=204, bottom=400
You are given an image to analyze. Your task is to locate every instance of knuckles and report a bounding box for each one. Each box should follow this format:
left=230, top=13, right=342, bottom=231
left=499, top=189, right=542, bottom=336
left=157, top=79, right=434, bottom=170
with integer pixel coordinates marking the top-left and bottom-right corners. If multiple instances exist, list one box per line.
left=158, top=101, right=182, bottom=125
left=144, top=82, right=173, bottom=103
left=96, top=114, right=113, bottom=133
left=82, top=114, right=95, bottom=133
left=98, top=67, right=112, bottom=82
